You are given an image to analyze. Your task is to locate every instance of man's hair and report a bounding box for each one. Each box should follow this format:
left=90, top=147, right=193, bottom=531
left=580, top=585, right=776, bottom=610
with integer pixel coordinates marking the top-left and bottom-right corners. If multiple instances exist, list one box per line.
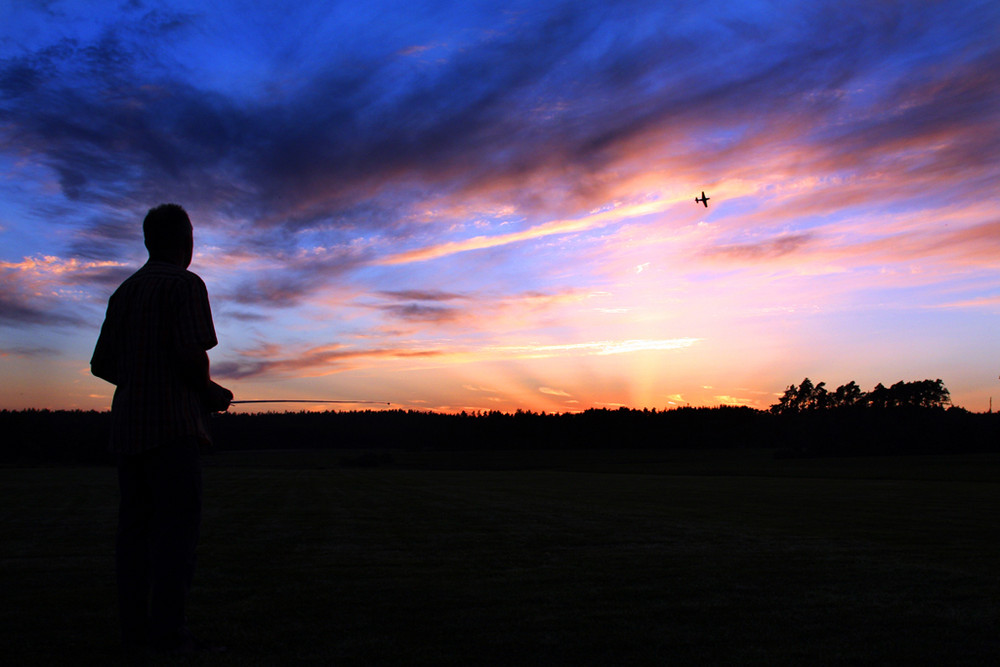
left=143, top=204, right=192, bottom=257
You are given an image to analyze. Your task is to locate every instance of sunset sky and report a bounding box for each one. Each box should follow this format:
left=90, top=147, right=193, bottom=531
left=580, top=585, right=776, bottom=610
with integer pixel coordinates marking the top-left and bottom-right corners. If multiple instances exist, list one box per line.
left=2, top=0, right=999, bottom=413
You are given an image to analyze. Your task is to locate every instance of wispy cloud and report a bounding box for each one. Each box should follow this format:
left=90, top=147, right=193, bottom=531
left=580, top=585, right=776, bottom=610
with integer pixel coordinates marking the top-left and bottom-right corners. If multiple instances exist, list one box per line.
left=705, top=234, right=816, bottom=263
left=927, top=294, right=1000, bottom=310
left=0, top=256, right=127, bottom=278
left=214, top=342, right=448, bottom=379
left=490, top=338, right=702, bottom=358
left=378, top=290, right=465, bottom=302
left=368, top=289, right=468, bottom=323
left=6, top=3, right=995, bottom=225
left=216, top=335, right=703, bottom=380
left=714, top=395, right=756, bottom=407
left=0, top=345, right=59, bottom=358
left=379, top=200, right=673, bottom=265
left=379, top=303, right=462, bottom=323
left=225, top=245, right=372, bottom=307
left=0, top=255, right=127, bottom=327
left=0, top=294, right=83, bottom=327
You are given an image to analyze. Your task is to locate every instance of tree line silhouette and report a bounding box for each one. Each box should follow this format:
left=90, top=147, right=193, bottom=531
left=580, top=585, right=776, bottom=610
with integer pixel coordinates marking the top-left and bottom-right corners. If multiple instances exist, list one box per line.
left=772, top=378, right=951, bottom=413
left=1, top=379, right=996, bottom=465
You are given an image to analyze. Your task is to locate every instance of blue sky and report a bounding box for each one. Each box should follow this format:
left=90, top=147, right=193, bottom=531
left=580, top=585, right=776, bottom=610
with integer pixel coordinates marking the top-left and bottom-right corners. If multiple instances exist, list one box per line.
left=2, top=0, right=999, bottom=412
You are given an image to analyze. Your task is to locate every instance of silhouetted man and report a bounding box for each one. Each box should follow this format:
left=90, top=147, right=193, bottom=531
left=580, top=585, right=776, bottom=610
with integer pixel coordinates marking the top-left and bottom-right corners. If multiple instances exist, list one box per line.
left=91, top=203, right=232, bottom=656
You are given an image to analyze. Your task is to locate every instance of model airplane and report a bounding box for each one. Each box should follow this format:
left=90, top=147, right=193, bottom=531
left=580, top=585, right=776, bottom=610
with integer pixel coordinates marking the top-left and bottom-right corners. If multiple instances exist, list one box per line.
left=695, top=191, right=710, bottom=207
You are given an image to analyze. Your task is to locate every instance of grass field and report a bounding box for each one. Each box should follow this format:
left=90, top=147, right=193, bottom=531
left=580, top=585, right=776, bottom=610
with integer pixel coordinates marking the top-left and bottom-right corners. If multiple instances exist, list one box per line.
left=2, top=449, right=999, bottom=665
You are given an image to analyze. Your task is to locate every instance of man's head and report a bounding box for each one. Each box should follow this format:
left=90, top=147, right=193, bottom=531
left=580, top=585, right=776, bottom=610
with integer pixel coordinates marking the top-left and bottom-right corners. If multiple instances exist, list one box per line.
left=143, top=204, right=193, bottom=268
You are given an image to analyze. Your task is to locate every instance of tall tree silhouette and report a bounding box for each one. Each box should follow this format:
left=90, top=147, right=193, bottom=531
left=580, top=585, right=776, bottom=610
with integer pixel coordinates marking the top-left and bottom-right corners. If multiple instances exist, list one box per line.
left=773, top=378, right=951, bottom=413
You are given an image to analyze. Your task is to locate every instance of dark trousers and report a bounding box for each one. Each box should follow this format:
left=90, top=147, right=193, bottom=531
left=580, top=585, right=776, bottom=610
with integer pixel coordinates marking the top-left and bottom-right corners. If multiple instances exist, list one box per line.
left=116, top=438, right=202, bottom=648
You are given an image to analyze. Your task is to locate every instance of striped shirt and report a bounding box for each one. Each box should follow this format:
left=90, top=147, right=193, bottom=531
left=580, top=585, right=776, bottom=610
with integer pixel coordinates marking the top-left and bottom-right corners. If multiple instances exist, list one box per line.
left=91, top=261, right=218, bottom=453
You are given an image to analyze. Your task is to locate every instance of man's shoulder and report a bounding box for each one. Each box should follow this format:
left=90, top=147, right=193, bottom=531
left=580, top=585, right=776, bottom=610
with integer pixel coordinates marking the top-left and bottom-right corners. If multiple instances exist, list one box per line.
left=113, top=262, right=207, bottom=298
left=131, top=262, right=205, bottom=285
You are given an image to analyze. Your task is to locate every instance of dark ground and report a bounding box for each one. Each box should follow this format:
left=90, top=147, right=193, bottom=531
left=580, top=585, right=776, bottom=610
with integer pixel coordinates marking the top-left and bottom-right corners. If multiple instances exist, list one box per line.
left=2, top=448, right=998, bottom=665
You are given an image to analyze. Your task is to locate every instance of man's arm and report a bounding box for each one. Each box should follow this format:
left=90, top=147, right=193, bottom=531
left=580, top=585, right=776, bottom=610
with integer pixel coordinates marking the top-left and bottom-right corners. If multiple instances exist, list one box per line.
left=204, top=380, right=234, bottom=412
left=91, top=319, right=118, bottom=385
left=177, top=345, right=210, bottom=391
left=177, top=345, right=233, bottom=412
left=91, top=357, right=118, bottom=385
left=173, top=274, right=232, bottom=411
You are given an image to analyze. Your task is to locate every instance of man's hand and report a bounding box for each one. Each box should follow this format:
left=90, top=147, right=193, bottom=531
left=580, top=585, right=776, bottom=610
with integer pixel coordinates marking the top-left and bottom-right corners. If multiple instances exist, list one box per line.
left=203, top=381, right=234, bottom=413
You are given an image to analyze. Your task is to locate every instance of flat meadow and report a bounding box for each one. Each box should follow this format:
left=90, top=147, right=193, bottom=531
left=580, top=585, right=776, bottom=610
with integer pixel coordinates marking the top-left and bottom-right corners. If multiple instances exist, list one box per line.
left=2, top=448, right=998, bottom=665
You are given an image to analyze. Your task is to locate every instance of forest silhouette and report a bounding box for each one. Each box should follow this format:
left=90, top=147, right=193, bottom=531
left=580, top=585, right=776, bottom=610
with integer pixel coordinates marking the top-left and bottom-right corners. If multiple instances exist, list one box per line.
left=771, top=378, right=951, bottom=412
left=2, top=378, right=996, bottom=465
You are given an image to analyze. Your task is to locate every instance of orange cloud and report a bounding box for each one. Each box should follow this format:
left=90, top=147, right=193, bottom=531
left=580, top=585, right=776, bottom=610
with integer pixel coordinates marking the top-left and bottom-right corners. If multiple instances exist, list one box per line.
left=1, top=255, right=126, bottom=284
